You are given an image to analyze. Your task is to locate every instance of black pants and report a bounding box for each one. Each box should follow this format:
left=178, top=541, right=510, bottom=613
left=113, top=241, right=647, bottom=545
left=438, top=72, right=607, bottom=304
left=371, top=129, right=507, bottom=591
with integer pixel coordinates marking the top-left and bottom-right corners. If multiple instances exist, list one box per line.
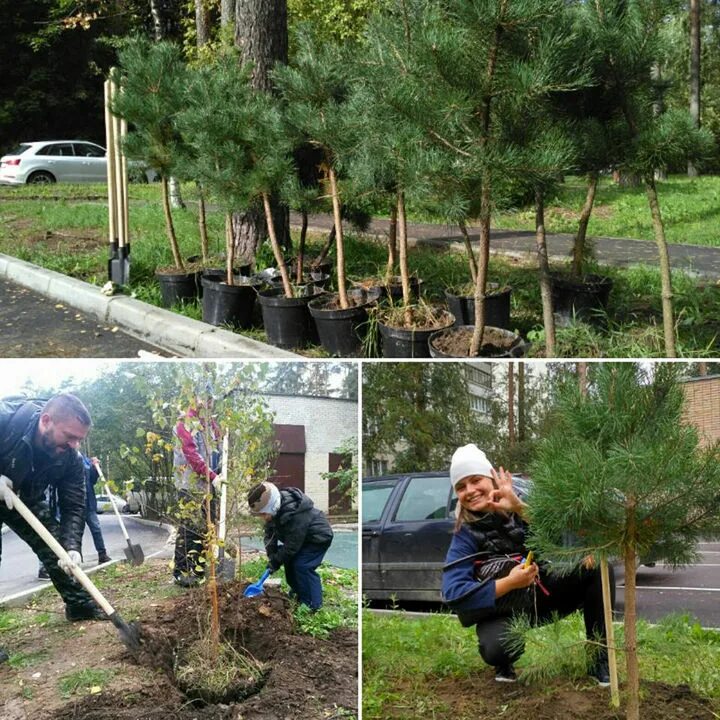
left=0, top=502, right=95, bottom=608
left=172, top=489, right=216, bottom=578
left=475, top=564, right=615, bottom=668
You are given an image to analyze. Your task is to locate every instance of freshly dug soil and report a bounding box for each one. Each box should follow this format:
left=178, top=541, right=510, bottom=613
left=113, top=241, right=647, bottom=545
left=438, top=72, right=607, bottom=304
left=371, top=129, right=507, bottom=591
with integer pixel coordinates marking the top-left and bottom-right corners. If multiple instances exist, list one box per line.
left=50, top=583, right=357, bottom=720
left=410, top=674, right=717, bottom=720
left=431, top=325, right=519, bottom=356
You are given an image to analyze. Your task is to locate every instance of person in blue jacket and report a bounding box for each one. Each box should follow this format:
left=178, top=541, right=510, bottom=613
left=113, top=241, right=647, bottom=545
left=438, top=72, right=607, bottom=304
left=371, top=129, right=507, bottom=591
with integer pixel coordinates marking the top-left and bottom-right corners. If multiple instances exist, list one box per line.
left=442, top=444, right=613, bottom=684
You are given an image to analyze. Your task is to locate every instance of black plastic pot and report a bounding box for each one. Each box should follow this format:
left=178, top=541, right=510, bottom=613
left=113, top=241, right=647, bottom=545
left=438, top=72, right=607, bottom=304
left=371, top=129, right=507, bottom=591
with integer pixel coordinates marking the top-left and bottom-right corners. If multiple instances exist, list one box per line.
left=378, top=310, right=455, bottom=358
left=156, top=270, right=199, bottom=307
left=308, top=294, right=371, bottom=357
left=444, top=284, right=512, bottom=329
left=270, top=272, right=331, bottom=291
left=385, top=276, right=423, bottom=302
left=551, top=273, right=613, bottom=323
left=428, top=324, right=528, bottom=358
left=291, top=257, right=332, bottom=278
left=201, top=276, right=260, bottom=329
left=258, top=287, right=324, bottom=349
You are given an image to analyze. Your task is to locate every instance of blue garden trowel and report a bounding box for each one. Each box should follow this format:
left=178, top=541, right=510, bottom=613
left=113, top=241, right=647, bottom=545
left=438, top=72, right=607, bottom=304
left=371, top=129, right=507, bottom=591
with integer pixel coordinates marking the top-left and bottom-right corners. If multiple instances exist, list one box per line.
left=243, top=568, right=272, bottom=598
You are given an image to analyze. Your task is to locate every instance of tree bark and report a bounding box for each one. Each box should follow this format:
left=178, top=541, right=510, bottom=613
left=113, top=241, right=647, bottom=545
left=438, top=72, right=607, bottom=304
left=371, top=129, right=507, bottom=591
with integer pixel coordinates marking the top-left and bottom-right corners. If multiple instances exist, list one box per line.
left=233, top=0, right=290, bottom=262
left=645, top=177, right=676, bottom=357
left=296, top=211, right=308, bottom=284
left=397, top=190, right=411, bottom=309
left=169, top=176, right=185, bottom=209
left=161, top=175, right=184, bottom=271
left=221, top=0, right=235, bottom=28
left=507, top=362, right=515, bottom=447
left=469, top=198, right=490, bottom=356
left=571, top=173, right=598, bottom=277
left=689, top=0, right=701, bottom=177
left=624, top=499, right=640, bottom=720
left=329, top=167, right=349, bottom=309
left=195, top=0, right=210, bottom=46
left=385, top=203, right=397, bottom=284
left=535, top=188, right=556, bottom=357
left=262, top=192, right=292, bottom=297
left=225, top=212, right=234, bottom=285
left=518, top=362, right=525, bottom=443
left=197, top=185, right=209, bottom=263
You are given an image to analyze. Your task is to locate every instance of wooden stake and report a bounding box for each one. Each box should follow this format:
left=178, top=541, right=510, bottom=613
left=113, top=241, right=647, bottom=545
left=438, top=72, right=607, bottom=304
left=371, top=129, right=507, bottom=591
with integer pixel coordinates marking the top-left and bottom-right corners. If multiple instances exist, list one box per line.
left=601, top=557, right=620, bottom=708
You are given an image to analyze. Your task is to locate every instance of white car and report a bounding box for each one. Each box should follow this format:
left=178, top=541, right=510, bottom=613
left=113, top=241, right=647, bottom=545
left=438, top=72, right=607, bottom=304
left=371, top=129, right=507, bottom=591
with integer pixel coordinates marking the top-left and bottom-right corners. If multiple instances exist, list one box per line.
left=95, top=493, right=130, bottom=514
left=0, top=140, right=157, bottom=185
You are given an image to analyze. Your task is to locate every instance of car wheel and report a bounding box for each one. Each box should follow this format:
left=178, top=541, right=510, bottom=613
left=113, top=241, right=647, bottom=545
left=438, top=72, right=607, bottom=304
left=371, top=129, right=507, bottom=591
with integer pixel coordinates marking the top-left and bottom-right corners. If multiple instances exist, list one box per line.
left=27, top=171, right=56, bottom=185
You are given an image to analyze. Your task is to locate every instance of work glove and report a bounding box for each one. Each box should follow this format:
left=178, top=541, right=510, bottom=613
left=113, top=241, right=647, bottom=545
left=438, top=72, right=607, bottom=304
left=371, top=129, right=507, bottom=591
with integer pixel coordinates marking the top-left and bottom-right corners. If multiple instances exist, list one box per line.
left=211, top=475, right=224, bottom=492
left=0, top=475, right=14, bottom=510
left=58, top=550, right=82, bottom=577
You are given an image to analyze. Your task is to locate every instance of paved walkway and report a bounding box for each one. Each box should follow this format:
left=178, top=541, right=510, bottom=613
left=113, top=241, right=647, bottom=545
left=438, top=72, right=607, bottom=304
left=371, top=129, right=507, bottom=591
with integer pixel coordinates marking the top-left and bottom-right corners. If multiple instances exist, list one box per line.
left=0, top=276, right=169, bottom=357
left=295, top=212, right=720, bottom=281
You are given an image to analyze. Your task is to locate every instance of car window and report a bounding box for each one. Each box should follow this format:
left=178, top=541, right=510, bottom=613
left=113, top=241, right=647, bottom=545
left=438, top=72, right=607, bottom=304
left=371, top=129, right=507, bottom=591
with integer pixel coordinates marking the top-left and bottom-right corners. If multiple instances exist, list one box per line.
left=363, top=481, right=397, bottom=524
left=38, top=144, right=74, bottom=156
left=74, top=143, right=105, bottom=158
left=8, top=144, right=31, bottom=156
left=394, top=476, right=451, bottom=522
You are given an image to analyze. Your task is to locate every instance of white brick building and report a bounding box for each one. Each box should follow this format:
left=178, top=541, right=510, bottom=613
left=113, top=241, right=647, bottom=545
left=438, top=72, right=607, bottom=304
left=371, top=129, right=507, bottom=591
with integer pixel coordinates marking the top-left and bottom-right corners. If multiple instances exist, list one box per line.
left=263, top=393, right=358, bottom=513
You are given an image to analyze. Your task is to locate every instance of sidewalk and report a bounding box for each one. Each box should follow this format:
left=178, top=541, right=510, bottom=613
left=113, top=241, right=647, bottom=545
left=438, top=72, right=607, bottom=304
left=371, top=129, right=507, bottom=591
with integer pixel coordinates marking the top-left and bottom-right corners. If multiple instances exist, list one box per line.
left=295, top=212, right=720, bottom=281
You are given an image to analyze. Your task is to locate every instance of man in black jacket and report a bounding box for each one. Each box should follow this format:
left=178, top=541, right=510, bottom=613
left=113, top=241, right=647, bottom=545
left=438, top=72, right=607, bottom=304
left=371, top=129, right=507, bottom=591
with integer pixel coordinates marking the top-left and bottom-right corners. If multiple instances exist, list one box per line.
left=0, top=394, right=107, bottom=647
left=248, top=482, right=334, bottom=610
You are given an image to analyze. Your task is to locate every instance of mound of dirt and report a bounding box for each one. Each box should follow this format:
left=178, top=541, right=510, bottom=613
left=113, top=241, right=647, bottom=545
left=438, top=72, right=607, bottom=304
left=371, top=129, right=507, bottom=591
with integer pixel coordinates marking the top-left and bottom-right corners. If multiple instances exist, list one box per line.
left=51, top=582, right=357, bottom=720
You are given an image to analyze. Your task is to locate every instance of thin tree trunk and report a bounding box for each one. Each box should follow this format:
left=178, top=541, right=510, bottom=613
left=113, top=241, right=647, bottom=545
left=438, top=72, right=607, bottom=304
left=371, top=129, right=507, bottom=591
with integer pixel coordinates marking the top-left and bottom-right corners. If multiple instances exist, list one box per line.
left=645, top=177, right=676, bottom=357
left=197, top=185, right=209, bottom=263
left=196, top=0, right=211, bottom=46
left=518, top=362, right=525, bottom=443
left=601, top=557, right=620, bottom=708
left=296, top=211, right=308, bottom=285
left=572, top=173, right=598, bottom=277
left=262, top=192, right=292, bottom=297
left=651, top=63, right=667, bottom=182
left=385, top=203, right=397, bottom=284
left=535, top=188, right=556, bottom=357
left=221, top=0, right=235, bottom=28
left=225, top=212, right=235, bottom=285
left=624, top=500, right=640, bottom=720
left=689, top=0, right=701, bottom=177
left=169, top=177, right=185, bottom=209
left=161, top=175, right=184, bottom=271
left=397, top=190, right=411, bottom=309
left=315, top=226, right=335, bottom=266
left=507, top=362, right=515, bottom=447
left=459, top=219, right=478, bottom=285
left=328, top=167, right=349, bottom=309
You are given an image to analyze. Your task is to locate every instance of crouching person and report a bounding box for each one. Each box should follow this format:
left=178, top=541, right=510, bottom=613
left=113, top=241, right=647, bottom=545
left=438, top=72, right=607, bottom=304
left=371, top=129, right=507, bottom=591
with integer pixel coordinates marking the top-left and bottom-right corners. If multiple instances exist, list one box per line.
left=248, top=482, right=333, bottom=610
left=442, top=444, right=613, bottom=685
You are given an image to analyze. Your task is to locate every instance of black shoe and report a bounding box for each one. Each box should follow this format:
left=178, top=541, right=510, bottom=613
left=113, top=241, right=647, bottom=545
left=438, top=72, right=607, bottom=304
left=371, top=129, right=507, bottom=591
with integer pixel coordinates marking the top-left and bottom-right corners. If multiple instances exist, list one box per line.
left=173, top=573, right=200, bottom=588
left=98, top=552, right=111, bottom=564
left=0, top=647, right=9, bottom=664
left=495, top=664, right=517, bottom=683
left=65, top=603, right=109, bottom=622
left=589, top=652, right=610, bottom=687
left=38, top=567, right=50, bottom=580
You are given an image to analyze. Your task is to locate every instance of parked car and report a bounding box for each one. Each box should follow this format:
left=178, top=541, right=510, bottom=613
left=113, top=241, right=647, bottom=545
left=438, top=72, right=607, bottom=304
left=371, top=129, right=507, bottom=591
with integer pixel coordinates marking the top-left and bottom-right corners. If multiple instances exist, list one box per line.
left=95, top=493, right=130, bottom=514
left=362, top=471, right=531, bottom=602
left=0, top=140, right=157, bottom=185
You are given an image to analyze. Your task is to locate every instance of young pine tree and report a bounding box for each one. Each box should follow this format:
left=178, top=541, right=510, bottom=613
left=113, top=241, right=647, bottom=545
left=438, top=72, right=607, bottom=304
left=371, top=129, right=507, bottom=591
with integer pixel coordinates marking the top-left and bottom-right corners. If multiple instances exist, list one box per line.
left=528, top=363, right=720, bottom=720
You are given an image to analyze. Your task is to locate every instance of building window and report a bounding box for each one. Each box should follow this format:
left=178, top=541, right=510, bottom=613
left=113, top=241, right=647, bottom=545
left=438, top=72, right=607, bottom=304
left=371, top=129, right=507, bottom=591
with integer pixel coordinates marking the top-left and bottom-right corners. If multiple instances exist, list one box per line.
left=466, top=366, right=492, bottom=390
left=368, top=458, right=389, bottom=476
left=470, top=395, right=490, bottom=414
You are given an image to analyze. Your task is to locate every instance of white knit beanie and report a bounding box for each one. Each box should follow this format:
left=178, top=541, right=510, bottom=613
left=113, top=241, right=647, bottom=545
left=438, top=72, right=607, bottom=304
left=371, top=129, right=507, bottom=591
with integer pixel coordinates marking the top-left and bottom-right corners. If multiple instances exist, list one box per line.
left=450, top=444, right=494, bottom=489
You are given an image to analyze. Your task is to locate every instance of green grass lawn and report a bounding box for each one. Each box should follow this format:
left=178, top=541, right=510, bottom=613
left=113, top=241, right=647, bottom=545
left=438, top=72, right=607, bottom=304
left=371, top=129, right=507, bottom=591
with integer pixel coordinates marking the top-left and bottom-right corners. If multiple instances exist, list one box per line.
left=363, top=610, right=720, bottom=719
left=0, top=181, right=718, bottom=357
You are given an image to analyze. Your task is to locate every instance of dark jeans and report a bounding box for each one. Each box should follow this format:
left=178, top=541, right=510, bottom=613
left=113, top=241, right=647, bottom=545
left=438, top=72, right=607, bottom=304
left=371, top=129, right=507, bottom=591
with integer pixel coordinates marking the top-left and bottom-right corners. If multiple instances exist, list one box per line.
left=284, top=542, right=331, bottom=610
left=173, top=489, right=215, bottom=578
left=475, top=564, right=615, bottom=668
left=0, top=502, right=95, bottom=608
left=85, top=508, right=106, bottom=554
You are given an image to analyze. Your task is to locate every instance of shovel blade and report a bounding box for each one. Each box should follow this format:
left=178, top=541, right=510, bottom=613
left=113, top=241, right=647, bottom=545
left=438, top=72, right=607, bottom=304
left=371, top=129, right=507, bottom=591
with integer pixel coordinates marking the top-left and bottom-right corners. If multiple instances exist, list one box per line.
left=124, top=542, right=144, bottom=566
left=109, top=612, right=142, bottom=655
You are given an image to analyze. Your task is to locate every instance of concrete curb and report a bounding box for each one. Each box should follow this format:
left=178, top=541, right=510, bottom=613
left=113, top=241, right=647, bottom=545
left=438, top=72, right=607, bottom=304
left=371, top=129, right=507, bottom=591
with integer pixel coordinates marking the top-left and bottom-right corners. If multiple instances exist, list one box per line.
left=0, top=254, right=299, bottom=359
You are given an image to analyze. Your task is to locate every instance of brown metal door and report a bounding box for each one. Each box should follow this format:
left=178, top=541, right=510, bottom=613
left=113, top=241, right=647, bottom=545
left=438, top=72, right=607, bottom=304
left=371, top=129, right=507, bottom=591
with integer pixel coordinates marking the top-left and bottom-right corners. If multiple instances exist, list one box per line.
left=272, top=424, right=306, bottom=491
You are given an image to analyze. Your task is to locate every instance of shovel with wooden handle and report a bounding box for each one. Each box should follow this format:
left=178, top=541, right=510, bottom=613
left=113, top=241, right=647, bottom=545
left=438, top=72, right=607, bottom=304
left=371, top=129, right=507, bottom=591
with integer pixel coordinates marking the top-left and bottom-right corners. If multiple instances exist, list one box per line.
left=217, top=433, right=235, bottom=581
left=93, top=460, right=144, bottom=566
left=6, top=487, right=142, bottom=653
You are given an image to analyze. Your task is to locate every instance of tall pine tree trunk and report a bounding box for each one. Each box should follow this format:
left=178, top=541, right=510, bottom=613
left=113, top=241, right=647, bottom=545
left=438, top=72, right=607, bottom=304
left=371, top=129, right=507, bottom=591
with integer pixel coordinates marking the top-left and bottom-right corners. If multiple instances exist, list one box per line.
left=195, top=0, right=210, bottom=48
left=233, top=0, right=290, bottom=263
left=645, top=177, right=676, bottom=357
left=507, top=362, right=515, bottom=447
left=535, top=188, right=556, bottom=356
left=221, top=0, right=235, bottom=28
left=689, top=0, right=701, bottom=177
left=572, top=173, right=598, bottom=277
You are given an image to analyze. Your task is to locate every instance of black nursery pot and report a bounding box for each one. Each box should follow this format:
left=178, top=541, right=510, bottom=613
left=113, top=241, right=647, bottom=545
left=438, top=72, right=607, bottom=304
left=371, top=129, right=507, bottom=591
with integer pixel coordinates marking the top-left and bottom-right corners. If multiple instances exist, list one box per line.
left=550, top=273, right=613, bottom=322
left=428, top=325, right=528, bottom=358
left=155, top=270, right=199, bottom=307
left=201, top=276, right=260, bottom=329
left=385, top=276, right=423, bottom=302
left=444, top=284, right=512, bottom=329
left=378, top=311, right=455, bottom=359
left=308, top=295, right=370, bottom=357
left=258, top=287, right=324, bottom=349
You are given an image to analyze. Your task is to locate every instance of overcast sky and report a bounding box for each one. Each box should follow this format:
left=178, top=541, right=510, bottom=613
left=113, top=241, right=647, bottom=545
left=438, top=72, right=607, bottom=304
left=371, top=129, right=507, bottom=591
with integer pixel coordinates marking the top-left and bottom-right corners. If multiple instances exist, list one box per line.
left=0, top=359, right=115, bottom=398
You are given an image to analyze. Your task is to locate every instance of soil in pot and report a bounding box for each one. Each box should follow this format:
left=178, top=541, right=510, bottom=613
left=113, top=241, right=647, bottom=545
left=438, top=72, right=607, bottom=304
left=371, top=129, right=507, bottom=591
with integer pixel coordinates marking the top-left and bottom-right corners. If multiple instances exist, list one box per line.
left=429, top=325, right=528, bottom=358
left=308, top=294, right=371, bottom=358
left=201, top=276, right=261, bottom=329
left=258, top=286, right=324, bottom=349
left=551, top=273, right=613, bottom=325
left=155, top=267, right=201, bottom=307
left=445, top=282, right=512, bottom=329
left=377, top=305, right=455, bottom=358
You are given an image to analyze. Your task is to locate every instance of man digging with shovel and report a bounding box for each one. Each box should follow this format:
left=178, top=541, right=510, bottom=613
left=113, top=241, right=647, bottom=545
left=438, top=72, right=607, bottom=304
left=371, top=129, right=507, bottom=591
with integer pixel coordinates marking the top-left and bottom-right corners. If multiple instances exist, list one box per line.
left=0, top=394, right=109, bottom=664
